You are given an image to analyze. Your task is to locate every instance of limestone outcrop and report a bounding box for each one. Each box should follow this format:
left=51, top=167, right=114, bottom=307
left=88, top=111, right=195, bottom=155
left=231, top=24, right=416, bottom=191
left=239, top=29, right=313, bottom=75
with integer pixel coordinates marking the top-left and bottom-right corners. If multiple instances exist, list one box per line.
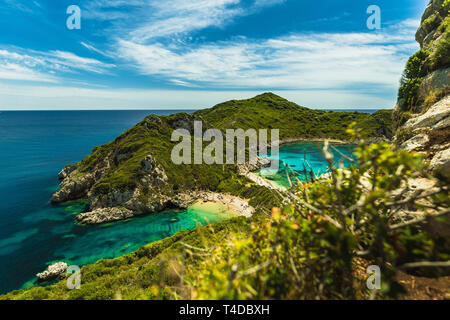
left=36, top=262, right=68, bottom=282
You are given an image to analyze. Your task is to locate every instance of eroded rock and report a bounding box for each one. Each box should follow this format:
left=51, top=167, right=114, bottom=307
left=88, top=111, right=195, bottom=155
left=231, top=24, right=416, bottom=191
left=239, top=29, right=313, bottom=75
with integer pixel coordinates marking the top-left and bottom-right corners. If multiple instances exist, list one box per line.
left=400, top=132, right=430, bottom=152
left=57, top=165, right=77, bottom=180
left=51, top=172, right=96, bottom=204
left=76, top=207, right=134, bottom=225
left=404, top=95, right=450, bottom=130
left=36, top=262, right=68, bottom=282
left=429, top=147, right=450, bottom=177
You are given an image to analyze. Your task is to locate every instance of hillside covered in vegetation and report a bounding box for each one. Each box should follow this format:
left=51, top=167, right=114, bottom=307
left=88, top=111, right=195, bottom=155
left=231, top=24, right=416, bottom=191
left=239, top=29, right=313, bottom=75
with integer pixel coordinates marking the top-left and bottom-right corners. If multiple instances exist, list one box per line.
left=48, top=93, right=393, bottom=225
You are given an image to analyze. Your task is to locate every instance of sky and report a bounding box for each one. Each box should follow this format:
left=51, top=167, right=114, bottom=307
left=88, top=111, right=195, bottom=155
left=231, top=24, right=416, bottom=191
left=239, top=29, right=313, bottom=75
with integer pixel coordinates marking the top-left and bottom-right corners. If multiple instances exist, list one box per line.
left=0, top=0, right=430, bottom=110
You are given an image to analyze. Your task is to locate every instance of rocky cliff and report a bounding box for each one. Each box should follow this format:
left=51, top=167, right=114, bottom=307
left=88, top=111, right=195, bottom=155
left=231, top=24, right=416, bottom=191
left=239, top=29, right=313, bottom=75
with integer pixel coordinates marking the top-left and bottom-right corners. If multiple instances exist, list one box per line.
left=394, top=0, right=450, bottom=178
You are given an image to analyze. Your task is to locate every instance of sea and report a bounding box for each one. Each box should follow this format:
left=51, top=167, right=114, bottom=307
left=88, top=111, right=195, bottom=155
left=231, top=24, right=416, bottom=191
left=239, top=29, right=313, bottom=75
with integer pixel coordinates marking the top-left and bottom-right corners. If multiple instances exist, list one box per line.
left=0, top=109, right=370, bottom=293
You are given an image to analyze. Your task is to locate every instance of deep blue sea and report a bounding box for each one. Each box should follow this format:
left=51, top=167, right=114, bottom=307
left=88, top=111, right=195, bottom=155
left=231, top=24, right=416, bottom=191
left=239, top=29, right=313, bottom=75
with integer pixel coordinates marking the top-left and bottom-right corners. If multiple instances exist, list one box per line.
left=0, top=109, right=366, bottom=294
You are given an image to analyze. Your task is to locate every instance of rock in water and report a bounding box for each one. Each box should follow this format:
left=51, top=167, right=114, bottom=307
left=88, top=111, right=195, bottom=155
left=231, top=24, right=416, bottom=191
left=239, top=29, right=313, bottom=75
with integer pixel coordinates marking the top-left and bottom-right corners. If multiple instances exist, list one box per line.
left=36, top=262, right=68, bottom=282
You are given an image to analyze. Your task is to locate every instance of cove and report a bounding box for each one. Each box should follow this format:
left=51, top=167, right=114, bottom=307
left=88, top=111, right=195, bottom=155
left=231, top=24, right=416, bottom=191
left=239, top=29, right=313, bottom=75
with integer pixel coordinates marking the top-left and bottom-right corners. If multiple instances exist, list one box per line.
left=259, top=141, right=356, bottom=189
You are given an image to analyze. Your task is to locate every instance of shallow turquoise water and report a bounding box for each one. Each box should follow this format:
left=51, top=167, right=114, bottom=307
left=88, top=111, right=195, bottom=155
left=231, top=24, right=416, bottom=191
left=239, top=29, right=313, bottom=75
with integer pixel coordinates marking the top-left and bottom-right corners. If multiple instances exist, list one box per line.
left=260, top=142, right=356, bottom=188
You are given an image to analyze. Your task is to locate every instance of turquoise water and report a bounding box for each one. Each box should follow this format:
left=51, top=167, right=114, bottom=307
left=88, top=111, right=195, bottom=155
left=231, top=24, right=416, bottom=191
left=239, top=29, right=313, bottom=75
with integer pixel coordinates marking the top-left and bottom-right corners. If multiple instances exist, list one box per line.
left=260, top=142, right=356, bottom=188
left=0, top=111, right=357, bottom=294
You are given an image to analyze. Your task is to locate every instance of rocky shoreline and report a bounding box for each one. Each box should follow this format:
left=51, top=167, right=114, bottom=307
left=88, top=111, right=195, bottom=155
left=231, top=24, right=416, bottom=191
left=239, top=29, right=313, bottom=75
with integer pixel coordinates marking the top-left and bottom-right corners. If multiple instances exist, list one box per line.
left=74, top=191, right=256, bottom=225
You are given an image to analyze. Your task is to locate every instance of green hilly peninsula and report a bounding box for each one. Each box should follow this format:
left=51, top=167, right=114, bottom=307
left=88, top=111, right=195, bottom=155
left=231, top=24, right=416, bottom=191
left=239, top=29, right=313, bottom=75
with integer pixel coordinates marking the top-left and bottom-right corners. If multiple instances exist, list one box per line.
left=48, top=93, right=392, bottom=225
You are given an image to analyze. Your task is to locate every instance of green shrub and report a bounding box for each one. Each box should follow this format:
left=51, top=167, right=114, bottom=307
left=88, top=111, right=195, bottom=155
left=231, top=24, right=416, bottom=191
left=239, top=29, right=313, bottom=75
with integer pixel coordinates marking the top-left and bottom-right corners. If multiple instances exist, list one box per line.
left=429, top=26, right=450, bottom=70
left=184, top=134, right=450, bottom=300
left=397, top=50, right=430, bottom=111
left=398, top=78, right=423, bottom=111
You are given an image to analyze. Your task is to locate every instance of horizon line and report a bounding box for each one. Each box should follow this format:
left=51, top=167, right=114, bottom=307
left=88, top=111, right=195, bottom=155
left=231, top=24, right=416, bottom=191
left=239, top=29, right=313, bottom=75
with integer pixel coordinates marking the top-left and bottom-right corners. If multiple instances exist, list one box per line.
left=0, top=107, right=391, bottom=112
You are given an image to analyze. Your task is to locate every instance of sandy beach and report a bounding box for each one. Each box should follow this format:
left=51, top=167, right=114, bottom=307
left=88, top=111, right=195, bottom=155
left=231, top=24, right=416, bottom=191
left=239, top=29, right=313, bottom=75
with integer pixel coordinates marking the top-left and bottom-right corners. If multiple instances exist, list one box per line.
left=189, top=192, right=255, bottom=218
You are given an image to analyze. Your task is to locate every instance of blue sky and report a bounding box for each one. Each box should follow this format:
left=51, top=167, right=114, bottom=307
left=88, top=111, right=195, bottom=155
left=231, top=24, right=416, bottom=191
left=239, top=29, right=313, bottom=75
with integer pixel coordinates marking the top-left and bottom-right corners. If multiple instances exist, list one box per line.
left=0, top=0, right=429, bottom=110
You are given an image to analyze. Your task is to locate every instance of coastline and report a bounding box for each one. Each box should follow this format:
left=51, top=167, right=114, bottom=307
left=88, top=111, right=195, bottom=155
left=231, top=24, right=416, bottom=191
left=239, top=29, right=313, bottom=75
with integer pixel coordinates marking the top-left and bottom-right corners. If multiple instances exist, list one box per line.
left=75, top=191, right=256, bottom=225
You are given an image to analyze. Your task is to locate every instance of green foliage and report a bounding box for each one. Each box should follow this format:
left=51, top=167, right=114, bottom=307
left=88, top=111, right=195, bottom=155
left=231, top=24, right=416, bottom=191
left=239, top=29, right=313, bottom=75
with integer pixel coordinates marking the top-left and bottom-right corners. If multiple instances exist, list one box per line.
left=196, top=93, right=392, bottom=141
left=397, top=50, right=430, bottom=112
left=181, top=133, right=449, bottom=300
left=398, top=78, right=423, bottom=111
left=422, top=13, right=439, bottom=35
left=428, top=24, right=450, bottom=71
left=403, top=50, right=430, bottom=80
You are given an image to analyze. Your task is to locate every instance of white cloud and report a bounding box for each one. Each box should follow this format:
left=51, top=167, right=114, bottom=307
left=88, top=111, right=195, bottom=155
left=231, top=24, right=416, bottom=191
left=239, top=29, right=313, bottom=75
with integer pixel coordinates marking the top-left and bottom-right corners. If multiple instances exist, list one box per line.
left=252, top=0, right=285, bottom=9
left=48, top=51, right=115, bottom=74
left=0, top=63, right=56, bottom=83
left=129, top=0, right=242, bottom=43
left=0, top=2, right=419, bottom=110
left=80, top=42, right=110, bottom=57
left=84, top=0, right=286, bottom=42
left=0, top=48, right=115, bottom=82
left=117, top=20, right=419, bottom=91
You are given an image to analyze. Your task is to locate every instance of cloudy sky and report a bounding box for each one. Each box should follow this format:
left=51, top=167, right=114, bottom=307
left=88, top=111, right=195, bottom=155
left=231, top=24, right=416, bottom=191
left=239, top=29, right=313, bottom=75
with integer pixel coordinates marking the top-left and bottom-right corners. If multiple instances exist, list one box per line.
left=0, top=0, right=428, bottom=110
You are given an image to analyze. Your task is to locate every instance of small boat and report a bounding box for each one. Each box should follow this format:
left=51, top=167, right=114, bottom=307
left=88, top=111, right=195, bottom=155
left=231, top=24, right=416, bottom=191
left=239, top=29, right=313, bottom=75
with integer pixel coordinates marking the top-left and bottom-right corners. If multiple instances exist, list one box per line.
left=169, top=218, right=179, bottom=223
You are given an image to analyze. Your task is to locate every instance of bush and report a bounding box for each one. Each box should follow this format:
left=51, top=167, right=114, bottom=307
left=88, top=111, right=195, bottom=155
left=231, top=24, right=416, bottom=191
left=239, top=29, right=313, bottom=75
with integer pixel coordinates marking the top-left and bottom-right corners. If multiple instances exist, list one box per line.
left=398, top=78, right=423, bottom=111
left=429, top=26, right=450, bottom=71
left=182, top=132, right=450, bottom=300
left=397, top=50, right=431, bottom=111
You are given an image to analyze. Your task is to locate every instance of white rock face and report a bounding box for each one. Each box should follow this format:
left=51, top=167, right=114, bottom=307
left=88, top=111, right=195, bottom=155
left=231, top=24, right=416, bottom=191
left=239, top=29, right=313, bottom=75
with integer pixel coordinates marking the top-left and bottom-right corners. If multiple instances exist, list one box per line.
left=400, top=133, right=430, bottom=152
left=399, top=95, right=450, bottom=176
left=36, top=262, right=68, bottom=282
left=429, top=148, right=450, bottom=175
left=404, top=95, right=450, bottom=130
left=418, top=68, right=450, bottom=102
left=76, top=207, right=134, bottom=225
